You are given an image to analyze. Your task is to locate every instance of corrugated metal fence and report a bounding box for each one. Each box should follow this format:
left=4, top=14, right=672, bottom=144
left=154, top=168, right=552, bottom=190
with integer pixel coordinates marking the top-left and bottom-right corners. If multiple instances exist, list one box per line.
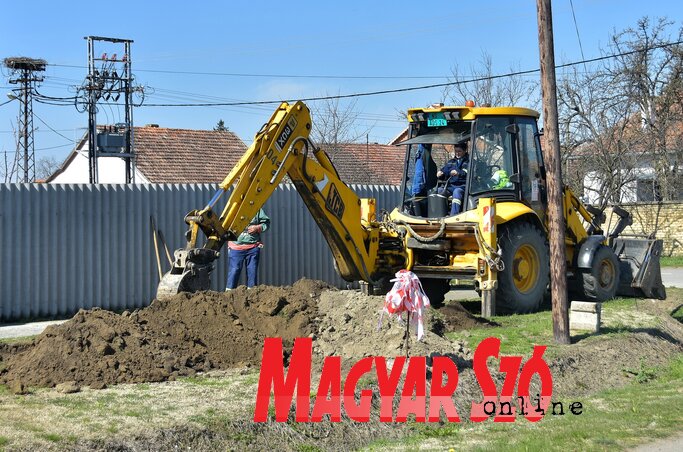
left=0, top=183, right=400, bottom=322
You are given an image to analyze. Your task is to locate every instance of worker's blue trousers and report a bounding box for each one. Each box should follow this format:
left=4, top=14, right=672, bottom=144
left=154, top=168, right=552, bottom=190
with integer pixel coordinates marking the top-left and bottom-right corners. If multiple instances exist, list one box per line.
left=226, top=246, right=261, bottom=289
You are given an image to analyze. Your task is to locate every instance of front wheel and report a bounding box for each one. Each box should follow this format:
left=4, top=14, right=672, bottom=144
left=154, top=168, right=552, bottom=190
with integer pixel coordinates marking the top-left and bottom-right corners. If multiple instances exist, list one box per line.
left=580, top=245, right=619, bottom=301
left=496, top=222, right=550, bottom=314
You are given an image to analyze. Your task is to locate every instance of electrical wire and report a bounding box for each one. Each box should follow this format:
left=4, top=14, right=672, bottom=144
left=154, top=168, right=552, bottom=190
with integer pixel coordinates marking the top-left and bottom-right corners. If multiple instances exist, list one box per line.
left=21, top=38, right=683, bottom=110
left=568, top=0, right=587, bottom=70
left=33, top=113, right=76, bottom=143
left=138, top=39, right=683, bottom=107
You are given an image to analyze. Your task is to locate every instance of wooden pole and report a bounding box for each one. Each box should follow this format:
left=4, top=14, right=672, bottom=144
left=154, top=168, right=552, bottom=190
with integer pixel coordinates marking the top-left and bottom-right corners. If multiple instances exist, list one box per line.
left=536, top=0, right=570, bottom=344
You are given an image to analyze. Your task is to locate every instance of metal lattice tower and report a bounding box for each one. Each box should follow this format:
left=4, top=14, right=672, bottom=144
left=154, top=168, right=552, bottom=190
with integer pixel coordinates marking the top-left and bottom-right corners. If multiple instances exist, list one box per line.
left=3, top=57, right=46, bottom=183
left=79, top=36, right=140, bottom=184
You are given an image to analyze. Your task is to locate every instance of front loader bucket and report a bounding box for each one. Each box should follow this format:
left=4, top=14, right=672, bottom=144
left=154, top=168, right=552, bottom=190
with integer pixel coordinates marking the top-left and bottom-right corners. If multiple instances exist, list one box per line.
left=611, top=237, right=666, bottom=299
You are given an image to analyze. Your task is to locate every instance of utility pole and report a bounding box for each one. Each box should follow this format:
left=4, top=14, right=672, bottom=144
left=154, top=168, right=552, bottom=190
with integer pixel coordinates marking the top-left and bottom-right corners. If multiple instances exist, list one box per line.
left=536, top=0, right=570, bottom=344
left=78, top=36, right=140, bottom=184
left=3, top=57, right=46, bottom=183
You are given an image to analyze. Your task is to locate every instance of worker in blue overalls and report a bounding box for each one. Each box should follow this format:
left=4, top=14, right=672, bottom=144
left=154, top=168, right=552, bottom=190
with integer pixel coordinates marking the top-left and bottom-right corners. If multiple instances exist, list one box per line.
left=436, top=141, right=469, bottom=216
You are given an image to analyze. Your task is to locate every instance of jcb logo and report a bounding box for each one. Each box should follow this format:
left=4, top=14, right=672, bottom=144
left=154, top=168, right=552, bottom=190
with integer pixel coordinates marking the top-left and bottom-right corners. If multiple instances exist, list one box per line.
left=326, top=183, right=345, bottom=220
left=275, top=117, right=298, bottom=152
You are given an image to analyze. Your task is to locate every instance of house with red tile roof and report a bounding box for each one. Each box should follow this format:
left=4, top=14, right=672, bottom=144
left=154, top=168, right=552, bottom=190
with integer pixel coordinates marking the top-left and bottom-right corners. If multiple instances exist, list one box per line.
left=47, top=125, right=248, bottom=184
left=47, top=125, right=405, bottom=185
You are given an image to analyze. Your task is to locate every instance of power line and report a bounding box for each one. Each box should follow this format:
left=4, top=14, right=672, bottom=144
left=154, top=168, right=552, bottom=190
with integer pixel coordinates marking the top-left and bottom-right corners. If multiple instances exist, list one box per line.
left=136, top=39, right=683, bottom=107
left=33, top=112, right=76, bottom=143
left=48, top=63, right=454, bottom=80
left=568, top=0, right=587, bottom=69
left=22, top=38, right=683, bottom=110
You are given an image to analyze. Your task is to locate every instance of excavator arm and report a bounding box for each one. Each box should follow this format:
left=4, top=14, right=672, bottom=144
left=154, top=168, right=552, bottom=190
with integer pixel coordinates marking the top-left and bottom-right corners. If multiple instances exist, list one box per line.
left=157, top=101, right=405, bottom=299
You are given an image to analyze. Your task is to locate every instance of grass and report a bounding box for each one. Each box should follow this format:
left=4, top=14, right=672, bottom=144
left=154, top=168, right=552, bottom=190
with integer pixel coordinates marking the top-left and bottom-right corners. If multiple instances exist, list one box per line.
left=672, top=304, right=683, bottom=323
left=448, top=294, right=675, bottom=358
left=660, top=255, right=683, bottom=267
left=0, top=335, right=36, bottom=344
left=365, top=355, right=683, bottom=451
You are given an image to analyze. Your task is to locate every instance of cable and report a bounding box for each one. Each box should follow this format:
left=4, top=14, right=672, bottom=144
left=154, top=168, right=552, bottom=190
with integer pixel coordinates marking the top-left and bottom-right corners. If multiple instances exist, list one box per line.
left=35, top=143, right=73, bottom=152
left=138, top=39, right=683, bottom=107
left=34, top=90, right=78, bottom=101
left=33, top=113, right=76, bottom=143
left=0, top=98, right=15, bottom=107
left=27, top=38, right=683, bottom=109
left=48, top=63, right=455, bottom=80
left=568, top=0, right=587, bottom=70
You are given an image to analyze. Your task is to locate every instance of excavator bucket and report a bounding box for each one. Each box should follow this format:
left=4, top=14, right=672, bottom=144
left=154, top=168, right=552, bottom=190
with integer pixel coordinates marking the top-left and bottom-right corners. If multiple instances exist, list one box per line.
left=611, top=237, right=666, bottom=299
left=155, top=248, right=219, bottom=300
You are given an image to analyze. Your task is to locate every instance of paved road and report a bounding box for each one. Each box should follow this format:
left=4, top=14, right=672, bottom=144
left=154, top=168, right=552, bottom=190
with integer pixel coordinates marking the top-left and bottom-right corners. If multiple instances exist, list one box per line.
left=0, top=320, right=66, bottom=340
left=660, top=267, right=683, bottom=288
left=631, top=433, right=683, bottom=451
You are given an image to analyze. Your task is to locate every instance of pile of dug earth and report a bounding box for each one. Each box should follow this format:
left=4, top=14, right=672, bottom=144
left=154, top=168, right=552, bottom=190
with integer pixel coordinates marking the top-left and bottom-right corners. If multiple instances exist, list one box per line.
left=0, top=279, right=487, bottom=390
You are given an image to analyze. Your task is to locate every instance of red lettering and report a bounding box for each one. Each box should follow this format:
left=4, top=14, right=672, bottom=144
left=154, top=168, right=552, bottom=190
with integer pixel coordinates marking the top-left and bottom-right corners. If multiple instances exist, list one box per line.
left=494, top=355, right=522, bottom=422
left=311, top=356, right=341, bottom=422
left=396, top=357, right=426, bottom=422
left=428, top=356, right=460, bottom=422
left=343, top=357, right=374, bottom=422
left=375, top=357, right=406, bottom=422
left=253, top=337, right=312, bottom=422
left=471, top=337, right=501, bottom=422
left=517, top=346, right=553, bottom=422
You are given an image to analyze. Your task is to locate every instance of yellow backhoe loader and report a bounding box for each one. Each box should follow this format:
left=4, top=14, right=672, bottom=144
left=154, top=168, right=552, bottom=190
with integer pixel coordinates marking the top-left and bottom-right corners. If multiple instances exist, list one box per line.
left=156, top=101, right=665, bottom=315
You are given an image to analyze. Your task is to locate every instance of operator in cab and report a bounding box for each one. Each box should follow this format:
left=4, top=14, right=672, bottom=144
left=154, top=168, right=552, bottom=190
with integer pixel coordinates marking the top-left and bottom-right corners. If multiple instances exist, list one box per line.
left=436, top=140, right=469, bottom=215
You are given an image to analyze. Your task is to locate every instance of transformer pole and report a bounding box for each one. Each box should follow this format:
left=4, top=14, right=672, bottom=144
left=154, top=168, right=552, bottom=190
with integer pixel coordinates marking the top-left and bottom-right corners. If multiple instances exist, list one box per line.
left=81, top=36, right=139, bottom=184
left=537, top=0, right=570, bottom=344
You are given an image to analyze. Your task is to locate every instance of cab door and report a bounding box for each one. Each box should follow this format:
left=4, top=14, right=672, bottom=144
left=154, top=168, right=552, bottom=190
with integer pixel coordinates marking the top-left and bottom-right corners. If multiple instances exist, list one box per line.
left=515, top=117, right=547, bottom=223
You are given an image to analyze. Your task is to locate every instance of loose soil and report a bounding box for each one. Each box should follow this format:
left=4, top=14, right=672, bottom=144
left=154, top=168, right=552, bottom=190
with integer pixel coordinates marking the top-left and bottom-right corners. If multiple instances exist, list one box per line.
left=0, top=279, right=483, bottom=389
left=0, top=279, right=326, bottom=388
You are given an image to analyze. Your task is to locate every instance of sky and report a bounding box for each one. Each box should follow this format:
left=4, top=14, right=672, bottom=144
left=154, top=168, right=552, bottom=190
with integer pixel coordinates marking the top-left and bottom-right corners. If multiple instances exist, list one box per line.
left=1, top=0, right=681, bottom=169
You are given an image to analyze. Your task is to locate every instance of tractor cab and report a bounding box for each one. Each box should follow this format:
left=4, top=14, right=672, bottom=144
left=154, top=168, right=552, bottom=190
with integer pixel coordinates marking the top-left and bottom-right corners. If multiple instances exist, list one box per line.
left=399, top=103, right=547, bottom=222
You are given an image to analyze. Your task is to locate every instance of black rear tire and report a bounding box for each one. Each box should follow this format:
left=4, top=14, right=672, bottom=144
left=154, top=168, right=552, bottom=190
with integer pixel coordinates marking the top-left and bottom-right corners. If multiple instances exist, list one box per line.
left=421, top=278, right=451, bottom=308
left=580, top=245, right=619, bottom=301
left=496, top=222, right=550, bottom=314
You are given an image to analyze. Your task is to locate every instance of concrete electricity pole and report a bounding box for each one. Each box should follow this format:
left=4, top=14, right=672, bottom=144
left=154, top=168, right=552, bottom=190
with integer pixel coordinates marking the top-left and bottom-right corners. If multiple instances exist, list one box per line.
left=536, top=0, right=570, bottom=344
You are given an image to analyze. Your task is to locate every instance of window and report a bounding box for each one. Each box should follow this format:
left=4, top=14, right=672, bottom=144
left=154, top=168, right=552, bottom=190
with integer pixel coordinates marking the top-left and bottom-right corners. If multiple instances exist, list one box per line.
left=470, top=117, right=515, bottom=194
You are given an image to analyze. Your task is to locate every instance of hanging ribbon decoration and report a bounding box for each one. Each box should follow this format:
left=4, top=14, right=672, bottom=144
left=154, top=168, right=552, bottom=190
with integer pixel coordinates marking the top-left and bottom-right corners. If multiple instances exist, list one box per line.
left=379, top=270, right=431, bottom=342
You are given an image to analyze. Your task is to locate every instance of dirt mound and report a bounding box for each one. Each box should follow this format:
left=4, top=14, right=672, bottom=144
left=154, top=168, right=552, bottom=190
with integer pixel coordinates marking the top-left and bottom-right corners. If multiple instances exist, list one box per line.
left=0, top=279, right=329, bottom=388
left=0, top=279, right=481, bottom=389
left=430, top=302, right=496, bottom=333
left=313, top=290, right=471, bottom=365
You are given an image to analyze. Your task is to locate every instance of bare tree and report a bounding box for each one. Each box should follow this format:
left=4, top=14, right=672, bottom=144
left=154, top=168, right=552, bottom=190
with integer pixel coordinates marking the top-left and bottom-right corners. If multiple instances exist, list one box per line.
left=35, top=155, right=61, bottom=180
left=608, top=17, right=683, bottom=202
left=1, top=150, right=20, bottom=182
left=558, top=17, right=683, bottom=210
left=2, top=126, right=20, bottom=183
left=310, top=96, right=372, bottom=161
left=443, top=50, right=539, bottom=108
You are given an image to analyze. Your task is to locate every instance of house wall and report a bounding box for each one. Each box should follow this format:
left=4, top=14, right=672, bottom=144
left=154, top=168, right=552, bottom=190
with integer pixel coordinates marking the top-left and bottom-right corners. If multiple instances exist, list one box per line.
left=0, top=183, right=401, bottom=322
left=604, top=202, right=683, bottom=256
left=49, top=152, right=148, bottom=184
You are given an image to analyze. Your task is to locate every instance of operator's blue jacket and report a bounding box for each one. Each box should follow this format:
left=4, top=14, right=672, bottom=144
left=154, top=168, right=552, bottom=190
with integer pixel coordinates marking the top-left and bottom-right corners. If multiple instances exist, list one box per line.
left=439, top=153, right=469, bottom=190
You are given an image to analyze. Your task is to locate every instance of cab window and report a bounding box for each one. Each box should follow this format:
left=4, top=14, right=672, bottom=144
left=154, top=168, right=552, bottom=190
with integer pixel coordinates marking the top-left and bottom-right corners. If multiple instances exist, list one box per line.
left=470, top=117, right=515, bottom=194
